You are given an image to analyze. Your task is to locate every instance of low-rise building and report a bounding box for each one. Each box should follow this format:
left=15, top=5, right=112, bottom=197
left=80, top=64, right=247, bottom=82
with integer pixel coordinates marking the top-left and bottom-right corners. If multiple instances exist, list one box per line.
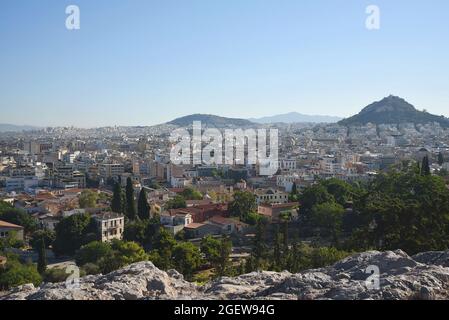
left=258, top=202, right=299, bottom=223
left=254, top=188, right=289, bottom=205
left=0, top=220, right=24, bottom=241
left=94, top=212, right=125, bottom=242
left=99, top=163, right=125, bottom=179
left=0, top=255, right=7, bottom=268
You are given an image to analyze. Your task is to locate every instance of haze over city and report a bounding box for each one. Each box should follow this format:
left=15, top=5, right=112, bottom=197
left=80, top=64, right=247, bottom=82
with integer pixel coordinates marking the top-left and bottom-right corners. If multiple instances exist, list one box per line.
left=3, top=0, right=449, bottom=306
left=1, top=0, right=449, bottom=127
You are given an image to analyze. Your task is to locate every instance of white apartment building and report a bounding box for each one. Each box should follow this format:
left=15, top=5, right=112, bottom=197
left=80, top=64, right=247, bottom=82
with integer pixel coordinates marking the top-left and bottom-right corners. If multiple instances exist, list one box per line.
left=279, top=158, right=297, bottom=171
left=5, top=176, right=39, bottom=192
left=276, top=174, right=300, bottom=192
left=160, top=211, right=193, bottom=227
left=94, top=212, right=125, bottom=242
left=319, top=156, right=342, bottom=175
left=99, top=163, right=125, bottom=179
left=170, top=176, right=192, bottom=188
left=254, top=188, right=289, bottom=205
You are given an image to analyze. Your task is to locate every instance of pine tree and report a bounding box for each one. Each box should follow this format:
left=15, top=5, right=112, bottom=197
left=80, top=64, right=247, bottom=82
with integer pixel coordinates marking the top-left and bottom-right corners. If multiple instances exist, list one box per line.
left=37, top=236, right=47, bottom=274
left=137, top=188, right=150, bottom=220
left=421, top=156, right=431, bottom=176
left=126, top=177, right=137, bottom=220
left=111, top=182, right=123, bottom=213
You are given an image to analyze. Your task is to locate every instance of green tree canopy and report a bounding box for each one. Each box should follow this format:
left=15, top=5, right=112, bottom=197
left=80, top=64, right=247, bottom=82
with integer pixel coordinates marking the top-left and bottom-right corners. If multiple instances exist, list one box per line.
left=181, top=187, right=203, bottom=200
left=172, top=242, right=202, bottom=280
left=148, top=227, right=177, bottom=270
left=30, top=229, right=55, bottom=250
left=350, top=169, right=449, bottom=254
left=111, top=182, right=123, bottom=214
left=299, top=183, right=334, bottom=217
left=137, top=188, right=150, bottom=220
left=421, top=155, right=431, bottom=176
left=311, top=201, right=345, bottom=245
left=0, top=254, right=42, bottom=290
left=75, top=240, right=148, bottom=274
left=229, top=191, right=257, bottom=221
left=125, top=177, right=137, bottom=220
left=79, top=190, right=98, bottom=209
left=165, top=195, right=187, bottom=210
left=0, top=206, right=37, bottom=234
left=438, top=152, right=445, bottom=166
left=322, top=178, right=354, bottom=206
left=52, top=213, right=96, bottom=256
left=37, top=237, right=47, bottom=274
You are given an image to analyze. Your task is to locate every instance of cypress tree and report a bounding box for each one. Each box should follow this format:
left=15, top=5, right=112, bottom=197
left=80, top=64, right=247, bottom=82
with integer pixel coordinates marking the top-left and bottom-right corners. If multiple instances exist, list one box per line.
left=111, top=182, right=123, bottom=213
left=217, top=236, right=232, bottom=277
left=421, top=156, right=431, bottom=176
left=125, top=177, right=137, bottom=220
left=273, top=225, right=282, bottom=271
left=438, top=152, right=444, bottom=166
left=280, top=212, right=291, bottom=252
left=253, top=219, right=267, bottom=270
left=37, top=236, right=47, bottom=274
left=291, top=182, right=297, bottom=195
left=137, top=188, right=150, bottom=220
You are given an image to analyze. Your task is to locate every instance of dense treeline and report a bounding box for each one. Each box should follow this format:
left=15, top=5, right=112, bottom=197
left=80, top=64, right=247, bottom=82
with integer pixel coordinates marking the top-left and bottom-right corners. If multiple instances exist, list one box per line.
left=296, top=161, right=449, bottom=255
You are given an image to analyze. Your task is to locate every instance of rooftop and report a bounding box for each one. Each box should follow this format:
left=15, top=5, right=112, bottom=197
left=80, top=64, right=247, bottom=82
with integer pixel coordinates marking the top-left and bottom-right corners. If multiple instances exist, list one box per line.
left=185, top=222, right=206, bottom=229
left=93, top=212, right=124, bottom=220
left=0, top=220, right=23, bottom=229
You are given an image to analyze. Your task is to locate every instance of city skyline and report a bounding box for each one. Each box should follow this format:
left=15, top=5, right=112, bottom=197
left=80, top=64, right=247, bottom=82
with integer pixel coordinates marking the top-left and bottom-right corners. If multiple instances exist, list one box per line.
left=1, top=0, right=449, bottom=127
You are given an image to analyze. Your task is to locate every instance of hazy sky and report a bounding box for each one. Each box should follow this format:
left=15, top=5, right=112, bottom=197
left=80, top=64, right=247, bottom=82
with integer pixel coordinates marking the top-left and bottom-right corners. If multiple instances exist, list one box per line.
left=1, top=0, right=449, bottom=127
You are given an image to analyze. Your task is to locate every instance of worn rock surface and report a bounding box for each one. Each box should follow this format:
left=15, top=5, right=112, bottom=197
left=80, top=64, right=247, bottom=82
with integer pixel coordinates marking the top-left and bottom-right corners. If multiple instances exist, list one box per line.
left=2, top=250, right=449, bottom=300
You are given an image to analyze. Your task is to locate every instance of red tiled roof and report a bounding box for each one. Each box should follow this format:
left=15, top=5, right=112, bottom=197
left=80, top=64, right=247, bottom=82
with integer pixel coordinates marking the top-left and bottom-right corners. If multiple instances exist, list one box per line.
left=62, top=188, right=84, bottom=194
left=167, top=188, right=185, bottom=193
left=259, top=202, right=299, bottom=209
left=0, top=220, right=23, bottom=229
left=185, top=223, right=206, bottom=229
left=209, top=216, right=234, bottom=225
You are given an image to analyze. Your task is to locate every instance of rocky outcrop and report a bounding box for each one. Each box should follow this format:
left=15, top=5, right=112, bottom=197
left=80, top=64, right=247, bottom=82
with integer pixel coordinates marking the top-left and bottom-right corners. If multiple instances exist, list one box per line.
left=3, top=250, right=449, bottom=300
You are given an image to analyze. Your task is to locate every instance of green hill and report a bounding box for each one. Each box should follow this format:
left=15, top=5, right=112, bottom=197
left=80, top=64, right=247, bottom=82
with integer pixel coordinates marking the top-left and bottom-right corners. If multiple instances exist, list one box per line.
left=339, top=96, right=449, bottom=127
left=168, top=114, right=254, bottom=127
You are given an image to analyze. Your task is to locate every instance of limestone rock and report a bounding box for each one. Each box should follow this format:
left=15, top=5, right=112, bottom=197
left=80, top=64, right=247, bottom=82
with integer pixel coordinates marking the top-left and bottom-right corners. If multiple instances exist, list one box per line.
left=3, top=250, right=449, bottom=300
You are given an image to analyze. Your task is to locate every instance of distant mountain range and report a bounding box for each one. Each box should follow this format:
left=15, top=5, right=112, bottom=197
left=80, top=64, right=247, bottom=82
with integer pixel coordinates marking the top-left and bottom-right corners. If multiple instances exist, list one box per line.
left=0, top=123, right=41, bottom=132
left=339, top=95, right=449, bottom=127
left=249, top=112, right=342, bottom=124
left=168, top=112, right=342, bottom=127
